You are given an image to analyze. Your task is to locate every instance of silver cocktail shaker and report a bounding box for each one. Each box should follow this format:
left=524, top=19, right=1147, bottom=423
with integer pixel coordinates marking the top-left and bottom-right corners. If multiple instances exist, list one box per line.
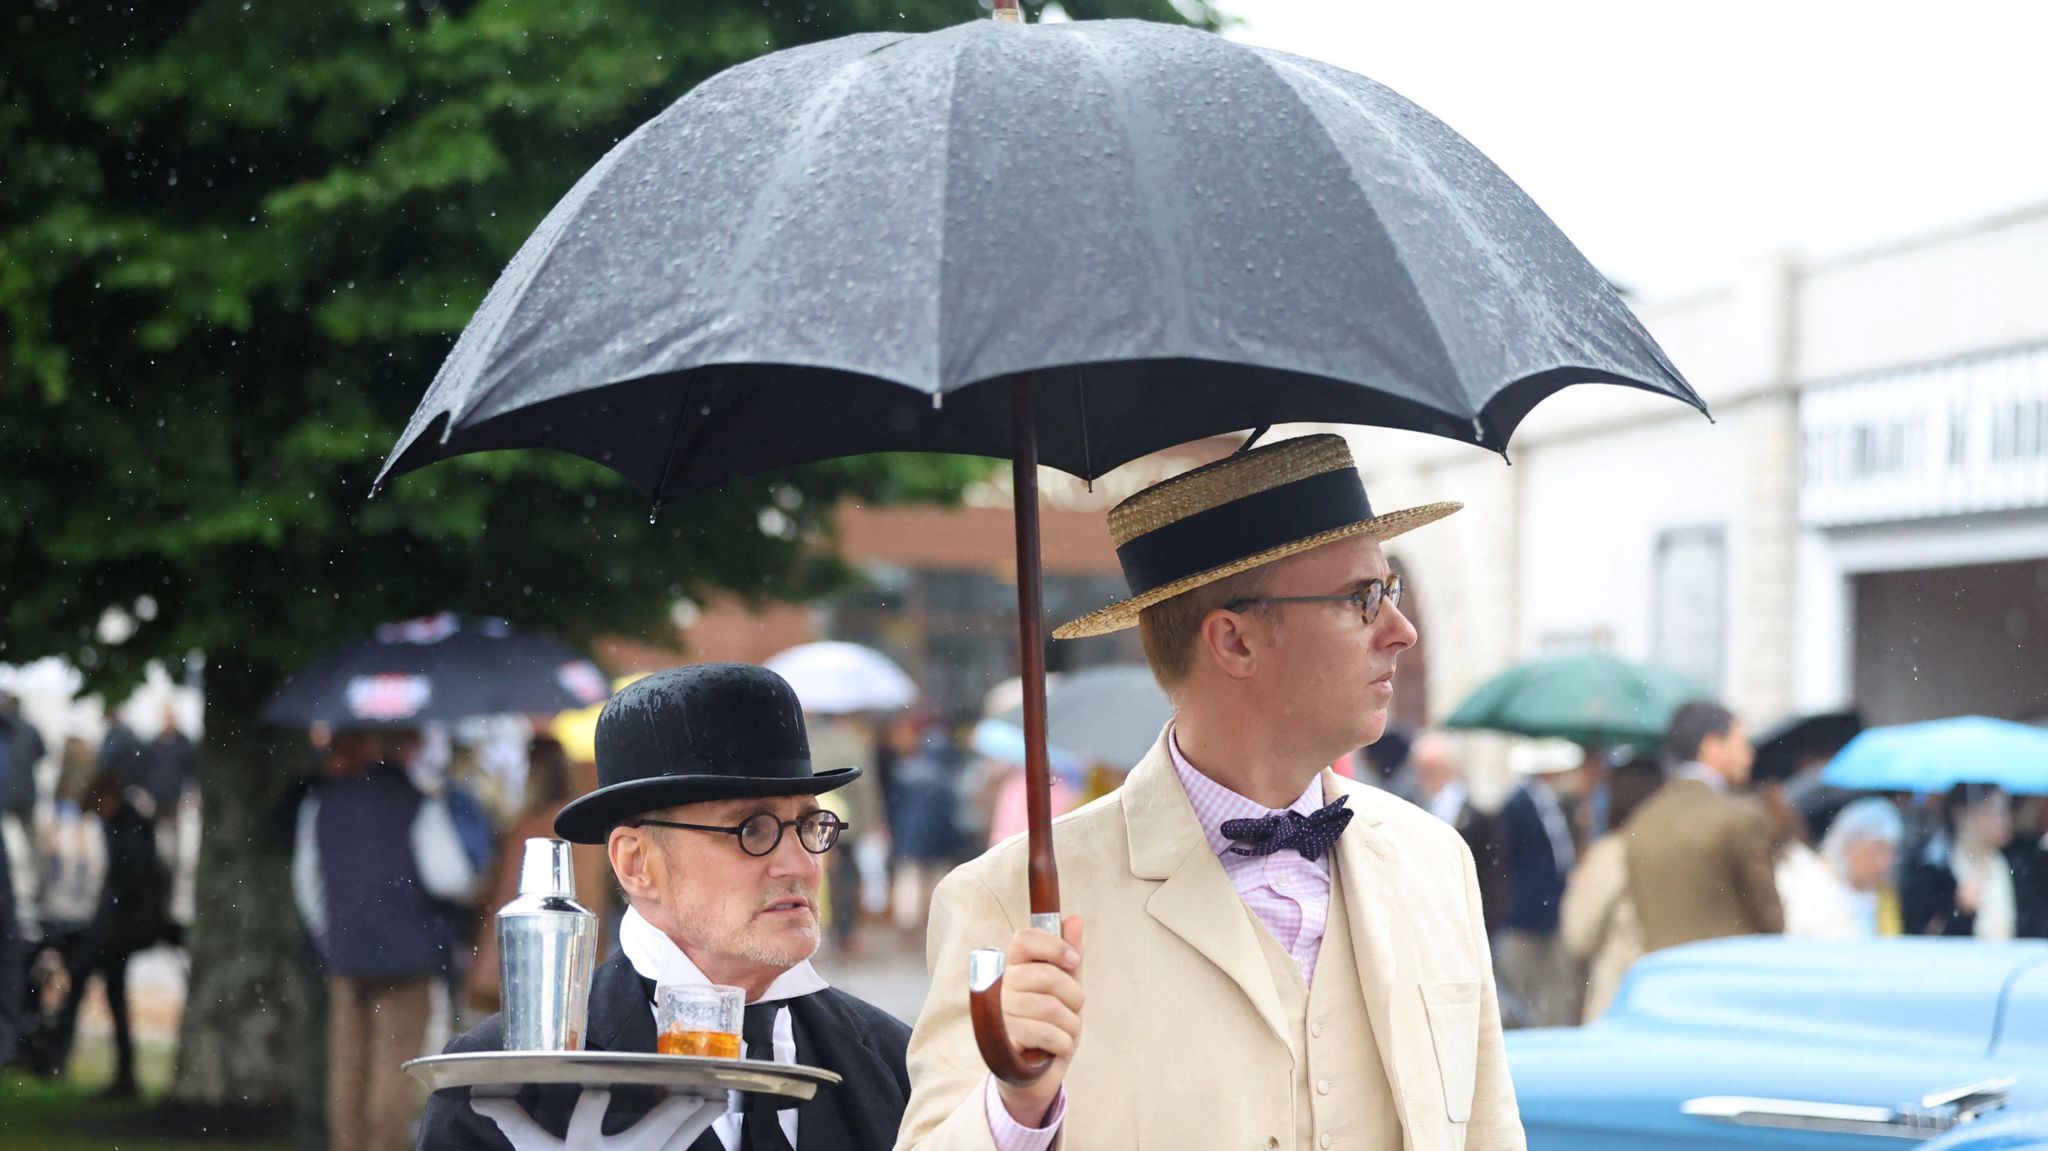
left=499, top=837, right=598, bottom=1051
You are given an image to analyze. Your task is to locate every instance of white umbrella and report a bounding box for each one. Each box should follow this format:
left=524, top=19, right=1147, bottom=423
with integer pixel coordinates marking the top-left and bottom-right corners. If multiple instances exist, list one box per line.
left=764, top=641, right=917, bottom=716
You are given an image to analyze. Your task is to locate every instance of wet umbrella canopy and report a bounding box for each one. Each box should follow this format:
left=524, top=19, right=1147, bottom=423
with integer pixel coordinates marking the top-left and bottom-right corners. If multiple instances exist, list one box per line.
left=1443, top=651, right=1709, bottom=748
left=1821, top=716, right=2048, bottom=796
left=764, top=640, right=920, bottom=716
left=261, top=613, right=611, bottom=729
left=997, top=664, right=1172, bottom=769
left=1752, top=709, right=1864, bottom=784
left=378, top=18, right=1700, bottom=502
left=377, top=10, right=1707, bottom=1086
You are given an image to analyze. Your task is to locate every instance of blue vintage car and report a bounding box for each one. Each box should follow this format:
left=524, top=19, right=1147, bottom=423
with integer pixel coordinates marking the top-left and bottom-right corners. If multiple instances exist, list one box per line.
left=1506, top=937, right=2048, bottom=1149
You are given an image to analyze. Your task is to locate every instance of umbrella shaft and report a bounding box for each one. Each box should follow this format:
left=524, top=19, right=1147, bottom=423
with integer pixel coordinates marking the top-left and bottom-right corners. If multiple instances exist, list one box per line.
left=1011, top=377, right=1061, bottom=919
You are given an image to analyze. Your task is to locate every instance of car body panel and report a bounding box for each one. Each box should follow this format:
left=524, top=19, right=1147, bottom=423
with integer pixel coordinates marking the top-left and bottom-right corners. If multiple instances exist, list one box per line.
left=1922, top=1108, right=2048, bottom=1151
left=1507, top=937, right=2048, bottom=1150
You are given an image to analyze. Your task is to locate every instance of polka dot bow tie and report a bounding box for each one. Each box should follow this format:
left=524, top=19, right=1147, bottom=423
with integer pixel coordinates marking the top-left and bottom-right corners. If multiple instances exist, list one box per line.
left=1220, top=795, right=1354, bottom=863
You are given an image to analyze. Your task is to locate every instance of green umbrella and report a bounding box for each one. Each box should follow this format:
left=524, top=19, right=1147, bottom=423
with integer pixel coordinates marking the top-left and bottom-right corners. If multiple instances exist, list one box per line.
left=1443, top=652, right=1710, bottom=747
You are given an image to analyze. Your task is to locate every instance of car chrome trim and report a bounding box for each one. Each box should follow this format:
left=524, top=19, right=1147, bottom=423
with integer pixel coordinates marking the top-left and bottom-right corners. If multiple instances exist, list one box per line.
left=1683, top=1079, right=2014, bottom=1142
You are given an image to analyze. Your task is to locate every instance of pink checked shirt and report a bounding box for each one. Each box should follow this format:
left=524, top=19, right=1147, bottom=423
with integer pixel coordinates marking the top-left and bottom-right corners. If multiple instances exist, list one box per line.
left=985, top=727, right=1334, bottom=1149
left=1168, top=727, right=1335, bottom=984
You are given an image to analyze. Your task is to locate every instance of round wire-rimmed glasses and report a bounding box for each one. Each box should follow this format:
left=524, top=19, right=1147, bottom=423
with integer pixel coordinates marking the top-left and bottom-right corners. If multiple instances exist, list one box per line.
left=628, top=809, right=848, bottom=857
left=1223, top=574, right=1404, bottom=627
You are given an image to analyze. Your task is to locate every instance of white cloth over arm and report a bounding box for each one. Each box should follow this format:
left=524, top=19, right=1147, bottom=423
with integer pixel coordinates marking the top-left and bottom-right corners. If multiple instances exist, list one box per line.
left=411, top=794, right=479, bottom=903
left=291, top=795, right=327, bottom=945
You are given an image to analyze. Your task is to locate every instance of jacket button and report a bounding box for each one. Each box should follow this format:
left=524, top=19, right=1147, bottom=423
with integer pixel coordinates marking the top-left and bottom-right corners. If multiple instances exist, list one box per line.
left=1310, top=1020, right=1324, bottom=1038
left=1316, top=1079, right=1332, bottom=1096
left=1265, top=1138, right=1280, bottom=1150
left=1321, top=1136, right=1334, bottom=1149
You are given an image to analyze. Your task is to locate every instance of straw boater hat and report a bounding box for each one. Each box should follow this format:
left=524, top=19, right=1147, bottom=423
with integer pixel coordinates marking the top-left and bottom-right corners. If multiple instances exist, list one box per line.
left=1052, top=434, right=1461, bottom=640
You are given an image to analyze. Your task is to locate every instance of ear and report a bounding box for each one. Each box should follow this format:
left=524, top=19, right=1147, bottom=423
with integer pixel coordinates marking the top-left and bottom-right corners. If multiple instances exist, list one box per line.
left=1196, top=606, right=1260, bottom=681
left=607, top=826, right=660, bottom=902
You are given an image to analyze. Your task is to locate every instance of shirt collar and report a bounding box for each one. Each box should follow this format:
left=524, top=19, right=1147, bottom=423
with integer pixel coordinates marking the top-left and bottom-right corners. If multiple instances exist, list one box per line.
left=1168, top=726, right=1325, bottom=861
left=1427, top=778, right=1468, bottom=824
left=618, top=907, right=829, bottom=1004
left=1674, top=761, right=1730, bottom=794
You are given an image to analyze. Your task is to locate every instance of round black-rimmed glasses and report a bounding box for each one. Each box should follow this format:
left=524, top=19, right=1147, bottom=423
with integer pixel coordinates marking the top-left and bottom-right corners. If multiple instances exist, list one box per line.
left=629, top=809, right=847, bottom=857
left=1223, top=574, right=1404, bottom=627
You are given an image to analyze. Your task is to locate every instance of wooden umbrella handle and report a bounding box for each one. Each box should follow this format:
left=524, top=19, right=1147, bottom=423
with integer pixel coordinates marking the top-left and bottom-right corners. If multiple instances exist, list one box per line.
left=970, top=947, right=1055, bottom=1086
left=967, top=375, right=1062, bottom=1088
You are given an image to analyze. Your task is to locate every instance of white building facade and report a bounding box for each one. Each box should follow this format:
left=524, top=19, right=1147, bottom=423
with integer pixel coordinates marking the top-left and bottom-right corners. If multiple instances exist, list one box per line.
left=1350, top=203, right=2048, bottom=735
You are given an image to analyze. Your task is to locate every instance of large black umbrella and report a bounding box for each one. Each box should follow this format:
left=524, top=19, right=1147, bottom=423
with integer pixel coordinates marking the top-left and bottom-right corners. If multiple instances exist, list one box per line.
left=1753, top=709, right=1864, bottom=784
left=377, top=5, right=1704, bottom=1084
left=379, top=18, right=1700, bottom=502
left=261, top=613, right=612, bottom=728
left=1757, top=709, right=1864, bottom=841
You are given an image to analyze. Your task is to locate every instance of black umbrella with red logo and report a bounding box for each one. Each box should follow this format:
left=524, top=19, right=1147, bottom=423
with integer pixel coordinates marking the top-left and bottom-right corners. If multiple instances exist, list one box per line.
left=260, top=613, right=611, bottom=729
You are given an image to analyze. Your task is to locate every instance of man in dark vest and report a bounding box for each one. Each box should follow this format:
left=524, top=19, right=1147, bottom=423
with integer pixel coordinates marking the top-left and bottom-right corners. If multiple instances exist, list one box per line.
left=295, top=728, right=478, bottom=1151
left=419, top=664, right=912, bottom=1151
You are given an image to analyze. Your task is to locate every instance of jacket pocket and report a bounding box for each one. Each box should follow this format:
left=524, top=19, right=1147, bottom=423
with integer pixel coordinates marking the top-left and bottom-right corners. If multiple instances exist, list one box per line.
left=1418, top=980, right=1480, bottom=1123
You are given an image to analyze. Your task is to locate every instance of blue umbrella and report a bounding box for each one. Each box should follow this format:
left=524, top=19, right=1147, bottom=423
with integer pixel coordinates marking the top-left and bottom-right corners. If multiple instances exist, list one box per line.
left=1819, top=716, right=2048, bottom=796
left=970, top=718, right=1084, bottom=789
left=996, top=664, right=1173, bottom=770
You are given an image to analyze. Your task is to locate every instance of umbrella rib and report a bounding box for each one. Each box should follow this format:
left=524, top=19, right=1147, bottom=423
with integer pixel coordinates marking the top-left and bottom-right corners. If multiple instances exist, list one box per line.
left=936, top=26, right=1179, bottom=392
left=433, top=122, right=660, bottom=435
left=1250, top=51, right=1480, bottom=425
left=931, top=29, right=966, bottom=395
left=722, top=44, right=912, bottom=383
left=649, top=374, right=697, bottom=510
left=1066, top=28, right=1195, bottom=354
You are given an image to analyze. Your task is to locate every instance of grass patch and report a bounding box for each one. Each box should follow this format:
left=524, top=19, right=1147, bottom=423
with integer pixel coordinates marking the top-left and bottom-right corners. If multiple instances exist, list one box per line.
left=1, top=1039, right=294, bottom=1150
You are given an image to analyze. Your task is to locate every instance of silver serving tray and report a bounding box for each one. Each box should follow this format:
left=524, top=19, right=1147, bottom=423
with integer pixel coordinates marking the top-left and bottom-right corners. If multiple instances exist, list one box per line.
left=404, top=1051, right=842, bottom=1100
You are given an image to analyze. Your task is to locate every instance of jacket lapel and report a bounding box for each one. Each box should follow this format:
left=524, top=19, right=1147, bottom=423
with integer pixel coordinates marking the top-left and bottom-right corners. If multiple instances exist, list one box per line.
left=1327, top=773, right=1414, bottom=1129
left=586, top=951, right=659, bottom=1054
left=1123, top=730, right=1289, bottom=1047
left=789, top=992, right=902, bottom=1151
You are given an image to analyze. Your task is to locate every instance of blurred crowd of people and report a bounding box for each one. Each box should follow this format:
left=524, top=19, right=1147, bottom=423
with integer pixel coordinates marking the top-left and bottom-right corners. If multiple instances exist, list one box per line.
left=1, top=693, right=196, bottom=1097
left=8, top=654, right=2046, bottom=1147
left=1356, top=700, right=2048, bottom=1029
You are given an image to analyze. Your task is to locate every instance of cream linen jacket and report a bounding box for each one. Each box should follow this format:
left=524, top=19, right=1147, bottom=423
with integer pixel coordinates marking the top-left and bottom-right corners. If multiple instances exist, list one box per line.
left=893, top=729, right=1525, bottom=1151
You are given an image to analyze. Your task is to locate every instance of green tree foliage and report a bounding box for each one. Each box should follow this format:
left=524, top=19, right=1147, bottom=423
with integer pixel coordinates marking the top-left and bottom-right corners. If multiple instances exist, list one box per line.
left=1, top=0, right=1217, bottom=1111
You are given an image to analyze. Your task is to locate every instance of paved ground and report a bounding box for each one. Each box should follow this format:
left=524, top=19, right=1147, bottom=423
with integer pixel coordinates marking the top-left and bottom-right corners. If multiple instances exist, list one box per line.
left=814, top=923, right=936, bottom=1023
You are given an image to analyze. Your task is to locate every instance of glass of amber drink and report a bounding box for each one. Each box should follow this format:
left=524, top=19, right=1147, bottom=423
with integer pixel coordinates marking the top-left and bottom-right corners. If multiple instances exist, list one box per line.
left=656, top=983, right=744, bottom=1058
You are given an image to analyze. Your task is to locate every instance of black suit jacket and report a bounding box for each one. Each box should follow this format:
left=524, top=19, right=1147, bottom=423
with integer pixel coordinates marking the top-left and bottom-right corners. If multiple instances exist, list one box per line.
left=417, top=951, right=911, bottom=1150
left=1500, top=784, right=1571, bottom=935
left=1900, top=844, right=2046, bottom=940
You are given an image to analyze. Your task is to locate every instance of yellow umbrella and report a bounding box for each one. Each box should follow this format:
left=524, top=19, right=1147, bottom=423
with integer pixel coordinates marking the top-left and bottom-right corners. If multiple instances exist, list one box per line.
left=550, top=673, right=650, bottom=763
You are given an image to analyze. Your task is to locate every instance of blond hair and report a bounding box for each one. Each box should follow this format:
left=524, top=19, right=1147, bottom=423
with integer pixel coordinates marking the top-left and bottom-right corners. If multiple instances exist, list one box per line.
left=1138, top=565, right=1271, bottom=687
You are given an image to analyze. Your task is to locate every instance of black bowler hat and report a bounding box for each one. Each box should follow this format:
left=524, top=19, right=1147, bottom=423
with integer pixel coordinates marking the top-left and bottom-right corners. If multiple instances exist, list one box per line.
left=553, top=663, right=861, bottom=844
